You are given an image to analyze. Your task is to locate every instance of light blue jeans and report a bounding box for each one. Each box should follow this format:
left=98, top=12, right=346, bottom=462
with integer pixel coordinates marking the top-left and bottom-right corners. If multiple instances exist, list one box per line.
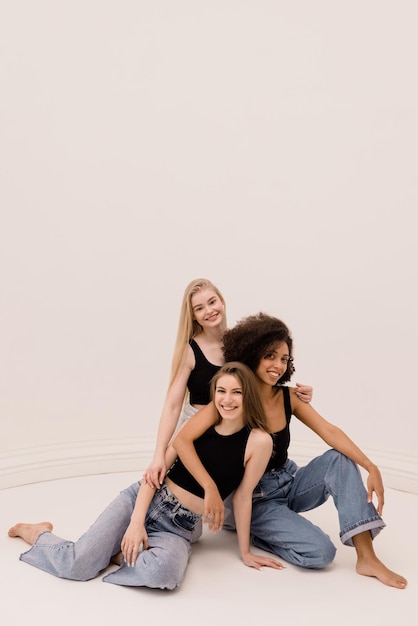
left=176, top=401, right=199, bottom=430
left=20, top=482, right=200, bottom=589
left=224, top=449, right=385, bottom=569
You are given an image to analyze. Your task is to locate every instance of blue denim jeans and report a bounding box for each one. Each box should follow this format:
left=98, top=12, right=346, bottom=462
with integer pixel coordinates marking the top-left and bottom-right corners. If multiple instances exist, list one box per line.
left=224, top=449, right=385, bottom=569
left=20, top=482, right=200, bottom=589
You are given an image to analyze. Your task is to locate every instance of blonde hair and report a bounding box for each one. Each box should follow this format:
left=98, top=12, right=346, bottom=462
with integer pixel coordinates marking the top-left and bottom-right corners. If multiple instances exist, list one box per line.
left=170, top=278, right=226, bottom=390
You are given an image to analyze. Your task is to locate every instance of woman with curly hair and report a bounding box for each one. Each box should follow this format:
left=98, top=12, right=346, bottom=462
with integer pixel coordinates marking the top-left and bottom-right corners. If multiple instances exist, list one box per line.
left=144, top=279, right=313, bottom=489
left=173, top=313, right=407, bottom=589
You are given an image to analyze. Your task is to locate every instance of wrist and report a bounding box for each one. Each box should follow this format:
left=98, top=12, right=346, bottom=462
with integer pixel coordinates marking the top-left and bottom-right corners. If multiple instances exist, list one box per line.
left=203, top=479, right=219, bottom=494
left=129, top=514, right=146, bottom=527
left=153, top=449, right=165, bottom=462
left=240, top=549, right=251, bottom=561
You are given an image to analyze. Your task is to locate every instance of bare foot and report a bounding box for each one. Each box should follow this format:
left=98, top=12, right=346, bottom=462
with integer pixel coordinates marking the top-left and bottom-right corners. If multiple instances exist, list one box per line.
left=8, top=522, right=53, bottom=545
left=357, top=556, right=407, bottom=589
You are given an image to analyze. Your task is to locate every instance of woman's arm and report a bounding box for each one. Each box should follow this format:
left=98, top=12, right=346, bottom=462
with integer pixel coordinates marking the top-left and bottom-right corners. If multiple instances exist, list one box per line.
left=233, top=429, right=284, bottom=570
left=144, top=347, right=194, bottom=488
left=122, top=439, right=182, bottom=566
left=291, top=389, right=385, bottom=514
left=171, top=402, right=224, bottom=530
left=121, top=481, right=156, bottom=566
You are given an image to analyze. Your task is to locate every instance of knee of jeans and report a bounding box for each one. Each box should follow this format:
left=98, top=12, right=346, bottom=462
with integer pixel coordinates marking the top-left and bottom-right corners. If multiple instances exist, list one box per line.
left=323, top=448, right=343, bottom=464
left=320, top=537, right=336, bottom=567
left=324, top=448, right=357, bottom=470
left=324, top=449, right=356, bottom=477
left=306, top=536, right=336, bottom=569
left=288, top=531, right=336, bottom=570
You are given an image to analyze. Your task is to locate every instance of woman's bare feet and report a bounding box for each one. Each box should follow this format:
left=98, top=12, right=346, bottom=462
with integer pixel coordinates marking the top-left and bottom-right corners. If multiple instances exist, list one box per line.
left=356, top=556, right=407, bottom=589
left=8, top=522, right=53, bottom=546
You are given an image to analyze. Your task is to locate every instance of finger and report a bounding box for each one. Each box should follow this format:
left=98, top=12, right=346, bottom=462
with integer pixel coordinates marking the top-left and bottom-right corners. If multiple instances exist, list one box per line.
left=124, top=545, right=134, bottom=566
left=130, top=547, right=138, bottom=567
left=148, top=471, right=157, bottom=489
left=129, top=543, right=143, bottom=567
left=208, top=512, right=217, bottom=532
left=205, top=511, right=218, bottom=532
left=266, top=558, right=285, bottom=569
left=121, top=544, right=129, bottom=564
left=213, top=510, right=224, bottom=532
left=203, top=508, right=214, bottom=525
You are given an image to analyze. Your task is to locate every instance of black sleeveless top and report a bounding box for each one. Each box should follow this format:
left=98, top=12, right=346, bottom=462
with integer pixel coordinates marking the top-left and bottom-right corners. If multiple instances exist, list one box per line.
left=265, top=385, right=292, bottom=471
left=167, top=424, right=251, bottom=500
left=187, top=339, right=221, bottom=405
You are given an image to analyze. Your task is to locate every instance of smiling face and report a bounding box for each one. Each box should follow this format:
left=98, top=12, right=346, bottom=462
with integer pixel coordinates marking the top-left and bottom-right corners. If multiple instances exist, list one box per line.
left=213, top=373, right=244, bottom=424
left=255, top=341, right=292, bottom=386
left=191, top=288, right=225, bottom=330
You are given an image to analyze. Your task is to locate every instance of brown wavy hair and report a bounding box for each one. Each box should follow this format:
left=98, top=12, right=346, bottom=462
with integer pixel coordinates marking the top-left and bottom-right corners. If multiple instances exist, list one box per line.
left=210, top=362, right=269, bottom=431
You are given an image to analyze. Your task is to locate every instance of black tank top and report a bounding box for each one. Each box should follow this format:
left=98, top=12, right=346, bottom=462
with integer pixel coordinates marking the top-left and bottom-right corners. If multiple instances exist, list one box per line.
left=187, top=339, right=221, bottom=405
left=167, top=424, right=251, bottom=500
left=266, top=386, right=293, bottom=471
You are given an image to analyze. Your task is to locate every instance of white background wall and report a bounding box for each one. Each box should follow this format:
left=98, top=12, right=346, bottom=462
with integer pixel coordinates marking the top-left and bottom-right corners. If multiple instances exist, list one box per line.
left=1, top=1, right=417, bottom=490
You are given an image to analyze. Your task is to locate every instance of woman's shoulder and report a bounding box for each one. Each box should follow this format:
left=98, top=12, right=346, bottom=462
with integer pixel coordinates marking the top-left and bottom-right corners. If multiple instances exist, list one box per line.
left=245, top=428, right=273, bottom=464
left=248, top=428, right=273, bottom=447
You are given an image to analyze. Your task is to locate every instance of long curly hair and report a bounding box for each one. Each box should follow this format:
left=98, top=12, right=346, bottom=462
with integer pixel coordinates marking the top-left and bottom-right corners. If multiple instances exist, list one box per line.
left=222, top=312, right=295, bottom=384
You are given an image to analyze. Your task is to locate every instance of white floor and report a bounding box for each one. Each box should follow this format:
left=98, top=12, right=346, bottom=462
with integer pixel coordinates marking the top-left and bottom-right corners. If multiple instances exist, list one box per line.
left=2, top=471, right=416, bottom=626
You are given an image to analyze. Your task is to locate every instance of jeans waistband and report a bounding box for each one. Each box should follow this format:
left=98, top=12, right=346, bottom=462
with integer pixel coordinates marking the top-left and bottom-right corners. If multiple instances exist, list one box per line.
left=265, top=458, right=298, bottom=474
left=159, top=483, right=201, bottom=520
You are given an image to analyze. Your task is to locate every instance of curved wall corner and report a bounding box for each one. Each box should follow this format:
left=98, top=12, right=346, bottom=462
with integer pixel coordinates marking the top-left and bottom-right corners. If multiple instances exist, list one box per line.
left=1, top=438, right=417, bottom=495
left=290, top=441, right=418, bottom=495
left=0, top=437, right=155, bottom=490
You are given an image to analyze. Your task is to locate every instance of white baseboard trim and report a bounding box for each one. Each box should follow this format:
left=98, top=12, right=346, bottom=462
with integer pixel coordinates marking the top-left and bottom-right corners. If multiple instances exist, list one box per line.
left=0, top=437, right=155, bottom=490
left=289, top=440, right=418, bottom=495
left=1, top=437, right=417, bottom=494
